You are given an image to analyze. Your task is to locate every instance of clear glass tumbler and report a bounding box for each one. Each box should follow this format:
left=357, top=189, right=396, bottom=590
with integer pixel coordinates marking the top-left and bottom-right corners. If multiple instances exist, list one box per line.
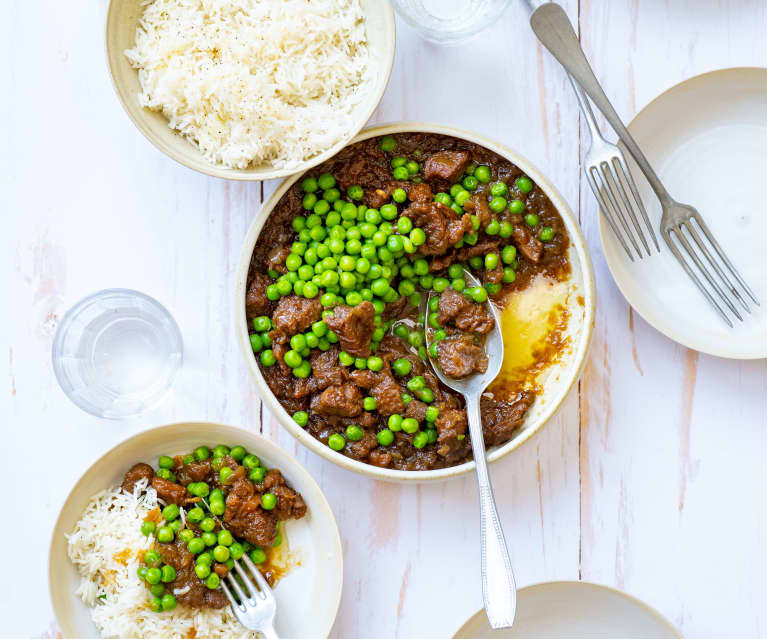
left=391, top=0, right=513, bottom=44
left=52, top=289, right=183, bottom=419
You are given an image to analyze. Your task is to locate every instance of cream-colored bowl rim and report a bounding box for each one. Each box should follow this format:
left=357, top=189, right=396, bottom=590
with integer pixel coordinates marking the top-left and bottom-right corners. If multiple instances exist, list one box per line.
left=451, top=581, right=683, bottom=638
left=235, top=122, right=596, bottom=482
left=104, top=0, right=396, bottom=181
left=49, top=421, right=343, bottom=638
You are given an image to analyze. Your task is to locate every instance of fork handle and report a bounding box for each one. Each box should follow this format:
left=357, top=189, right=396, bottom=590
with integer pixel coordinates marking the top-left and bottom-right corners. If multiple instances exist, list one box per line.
left=259, top=624, right=279, bottom=639
left=465, top=394, right=517, bottom=628
left=529, top=3, right=673, bottom=205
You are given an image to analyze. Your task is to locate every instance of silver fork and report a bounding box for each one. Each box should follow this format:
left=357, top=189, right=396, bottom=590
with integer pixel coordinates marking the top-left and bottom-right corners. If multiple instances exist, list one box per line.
left=570, top=76, right=658, bottom=261
left=199, top=498, right=279, bottom=638
left=424, top=271, right=516, bottom=629
left=530, top=2, right=759, bottom=325
left=221, top=553, right=279, bottom=639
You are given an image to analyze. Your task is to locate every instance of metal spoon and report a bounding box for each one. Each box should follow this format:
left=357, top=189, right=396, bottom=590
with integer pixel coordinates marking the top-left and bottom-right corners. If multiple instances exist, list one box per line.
left=424, top=270, right=516, bottom=628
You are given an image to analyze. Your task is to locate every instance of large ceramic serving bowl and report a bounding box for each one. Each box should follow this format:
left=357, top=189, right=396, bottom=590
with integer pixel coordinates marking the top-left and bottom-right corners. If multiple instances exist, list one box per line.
left=235, top=123, right=596, bottom=482
left=49, top=422, right=343, bottom=639
left=105, top=0, right=395, bottom=180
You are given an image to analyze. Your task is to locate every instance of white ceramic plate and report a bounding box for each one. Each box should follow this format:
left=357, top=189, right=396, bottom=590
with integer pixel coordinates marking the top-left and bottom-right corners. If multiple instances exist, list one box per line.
left=49, top=422, right=343, bottom=639
left=600, top=67, right=767, bottom=358
left=452, top=582, right=682, bottom=639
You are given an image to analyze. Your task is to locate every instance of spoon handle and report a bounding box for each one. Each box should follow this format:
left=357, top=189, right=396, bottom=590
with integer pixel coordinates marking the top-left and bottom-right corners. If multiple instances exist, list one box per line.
left=465, top=394, right=517, bottom=628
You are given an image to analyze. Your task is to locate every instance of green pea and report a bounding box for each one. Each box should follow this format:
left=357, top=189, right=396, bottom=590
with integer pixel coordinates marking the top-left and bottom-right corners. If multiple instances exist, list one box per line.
left=363, top=396, right=378, bottom=411
left=301, top=177, right=318, bottom=193
left=209, top=499, right=225, bottom=517
left=141, top=521, right=156, bottom=537
left=413, top=431, right=429, bottom=449
left=418, top=388, right=434, bottom=403
left=377, top=429, right=394, bottom=446
left=525, top=213, right=540, bottom=227
left=485, top=253, right=500, bottom=270
left=145, top=567, right=162, bottom=585
left=470, top=286, right=489, bottom=303
left=408, top=330, right=424, bottom=348
left=380, top=135, right=396, bottom=152
left=397, top=216, right=413, bottom=234
left=293, top=361, right=312, bottom=378
left=150, top=596, right=163, bottom=612
left=392, top=357, right=412, bottom=377
left=516, top=176, right=533, bottom=193
left=196, top=551, right=213, bottom=566
left=462, top=175, right=479, bottom=191
left=158, top=455, right=174, bottom=470
left=137, top=565, right=148, bottom=580
left=490, top=181, right=508, bottom=197
left=392, top=188, right=407, bottom=203
left=250, top=548, right=268, bottom=564
left=509, top=199, right=525, bottom=214
left=391, top=155, right=407, bottom=168
left=405, top=160, right=420, bottom=175
left=489, top=196, right=507, bottom=213
left=401, top=393, right=413, bottom=406
left=200, top=517, right=216, bottom=533
left=425, top=406, right=440, bottom=422
left=451, top=278, right=466, bottom=292
left=434, top=192, right=452, bottom=206
left=347, top=184, right=364, bottom=200
left=178, top=529, right=195, bottom=544
left=205, top=573, right=220, bottom=590
left=367, top=356, right=384, bottom=372
left=149, top=583, right=165, bottom=597
left=392, top=166, right=409, bottom=180
left=213, top=545, right=230, bottom=563
left=469, top=256, right=483, bottom=270
left=401, top=418, right=419, bottom=434
left=157, top=526, right=174, bottom=543
left=540, top=226, right=555, bottom=241
left=260, top=350, right=276, bottom=367
left=160, top=565, right=176, bottom=583
left=195, top=563, right=211, bottom=579
left=187, top=537, right=205, bottom=555
left=344, top=424, right=363, bottom=442
left=474, top=165, right=491, bottom=183
left=433, top=277, right=449, bottom=292
left=229, top=542, right=244, bottom=560
left=155, top=469, right=175, bottom=482
left=487, top=283, right=502, bottom=295
left=410, top=228, right=426, bottom=246
left=388, top=414, right=403, bottom=432
left=202, top=531, right=217, bottom=547
left=501, top=245, right=517, bottom=264
left=317, top=173, right=336, bottom=190
left=162, top=504, right=179, bottom=522
left=250, top=467, right=267, bottom=483
left=327, top=433, right=346, bottom=451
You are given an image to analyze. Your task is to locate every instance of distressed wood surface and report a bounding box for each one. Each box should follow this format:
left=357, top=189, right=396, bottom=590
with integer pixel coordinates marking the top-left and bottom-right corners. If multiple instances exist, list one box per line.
left=2, top=1, right=766, bottom=637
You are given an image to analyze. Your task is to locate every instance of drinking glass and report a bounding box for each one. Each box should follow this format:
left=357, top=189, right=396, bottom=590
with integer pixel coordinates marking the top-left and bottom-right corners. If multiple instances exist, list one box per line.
left=391, top=0, right=513, bottom=44
left=52, top=289, right=183, bottom=419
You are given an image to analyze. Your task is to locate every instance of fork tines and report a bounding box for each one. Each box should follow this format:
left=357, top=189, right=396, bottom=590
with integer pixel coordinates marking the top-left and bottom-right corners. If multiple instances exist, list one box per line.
left=663, top=209, right=759, bottom=327
left=588, top=156, right=660, bottom=262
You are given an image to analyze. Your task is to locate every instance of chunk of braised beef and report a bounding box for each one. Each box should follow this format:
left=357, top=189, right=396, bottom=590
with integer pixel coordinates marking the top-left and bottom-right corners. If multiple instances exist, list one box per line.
left=368, top=448, right=393, bottom=468
left=158, top=539, right=228, bottom=609
left=266, top=245, right=291, bottom=274
left=406, top=182, right=433, bottom=203
left=151, top=476, right=190, bottom=506
left=481, top=392, right=534, bottom=446
left=464, top=194, right=492, bottom=229
left=121, top=463, right=154, bottom=495
left=270, top=295, right=323, bottom=341
left=310, top=383, right=363, bottom=417
left=378, top=335, right=424, bottom=376
left=512, top=225, right=543, bottom=264
left=174, top=459, right=212, bottom=486
left=262, top=469, right=308, bottom=521
left=323, top=301, right=375, bottom=357
left=405, top=201, right=473, bottom=256
left=346, top=430, right=379, bottom=461
left=453, top=304, right=494, bottom=334
left=435, top=408, right=469, bottom=462
left=429, top=250, right=457, bottom=273
left=456, top=238, right=501, bottom=261
left=261, top=358, right=297, bottom=400
left=371, top=374, right=405, bottom=416
left=423, top=150, right=470, bottom=182
left=224, top=477, right=279, bottom=547
left=485, top=263, right=504, bottom=285
left=294, top=347, right=349, bottom=398
left=245, top=271, right=273, bottom=320
left=436, top=335, right=489, bottom=378
left=437, top=288, right=471, bottom=324
left=350, top=369, right=378, bottom=388
left=404, top=399, right=428, bottom=422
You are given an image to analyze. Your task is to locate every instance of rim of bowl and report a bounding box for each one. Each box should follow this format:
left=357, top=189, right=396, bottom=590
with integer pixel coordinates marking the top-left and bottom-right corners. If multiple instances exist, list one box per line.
left=104, top=0, right=396, bottom=181
left=235, top=122, right=597, bottom=482
left=49, top=421, right=344, bottom=639
left=450, top=580, right=684, bottom=638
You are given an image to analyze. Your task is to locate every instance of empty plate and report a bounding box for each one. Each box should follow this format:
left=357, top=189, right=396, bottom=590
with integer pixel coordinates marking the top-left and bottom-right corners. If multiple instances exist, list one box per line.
left=452, top=581, right=681, bottom=638
left=599, top=67, right=767, bottom=359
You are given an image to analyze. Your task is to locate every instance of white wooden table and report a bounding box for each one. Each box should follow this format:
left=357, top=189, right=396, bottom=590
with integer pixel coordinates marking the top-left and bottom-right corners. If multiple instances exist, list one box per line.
left=4, top=1, right=767, bottom=637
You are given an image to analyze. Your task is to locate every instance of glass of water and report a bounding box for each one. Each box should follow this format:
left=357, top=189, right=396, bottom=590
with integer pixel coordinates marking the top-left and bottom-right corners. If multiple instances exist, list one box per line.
left=391, top=0, right=513, bottom=44
left=52, top=289, right=183, bottom=419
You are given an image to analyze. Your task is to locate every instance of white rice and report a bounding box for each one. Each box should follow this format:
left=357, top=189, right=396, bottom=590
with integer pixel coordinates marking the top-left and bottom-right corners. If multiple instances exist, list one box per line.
left=125, top=0, right=370, bottom=170
left=67, top=480, right=257, bottom=639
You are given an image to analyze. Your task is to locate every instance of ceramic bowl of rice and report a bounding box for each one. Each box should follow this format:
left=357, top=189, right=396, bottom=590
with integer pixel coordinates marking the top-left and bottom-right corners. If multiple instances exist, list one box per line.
left=49, top=421, right=343, bottom=639
left=105, top=0, right=395, bottom=180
